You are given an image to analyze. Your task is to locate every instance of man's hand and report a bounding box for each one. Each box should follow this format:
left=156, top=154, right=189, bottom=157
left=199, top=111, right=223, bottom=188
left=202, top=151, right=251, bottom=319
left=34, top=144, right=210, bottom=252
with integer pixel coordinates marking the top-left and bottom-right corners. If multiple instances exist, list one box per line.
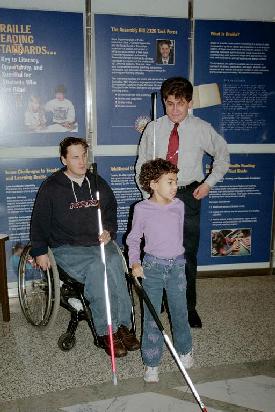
left=193, top=182, right=210, bottom=200
left=131, top=263, right=144, bottom=278
left=99, top=229, right=111, bottom=245
left=35, top=254, right=51, bottom=271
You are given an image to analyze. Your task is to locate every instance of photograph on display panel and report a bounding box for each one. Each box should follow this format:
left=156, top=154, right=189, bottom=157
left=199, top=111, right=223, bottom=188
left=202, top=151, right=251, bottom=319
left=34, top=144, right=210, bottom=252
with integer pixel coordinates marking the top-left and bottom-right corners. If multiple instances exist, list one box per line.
left=156, top=39, right=175, bottom=65
left=211, top=228, right=251, bottom=257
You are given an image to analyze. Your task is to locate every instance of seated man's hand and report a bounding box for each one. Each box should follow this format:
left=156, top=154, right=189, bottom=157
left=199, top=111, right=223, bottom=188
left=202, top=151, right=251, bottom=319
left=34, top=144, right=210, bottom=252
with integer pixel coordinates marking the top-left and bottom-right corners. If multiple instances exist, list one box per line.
left=99, top=229, right=111, bottom=245
left=131, top=263, right=144, bottom=278
left=35, top=254, right=51, bottom=271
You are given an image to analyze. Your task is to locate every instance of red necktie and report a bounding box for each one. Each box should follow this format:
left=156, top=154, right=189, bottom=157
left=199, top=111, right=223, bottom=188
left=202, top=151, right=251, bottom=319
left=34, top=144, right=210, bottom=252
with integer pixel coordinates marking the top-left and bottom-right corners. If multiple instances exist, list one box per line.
left=166, top=123, right=179, bottom=165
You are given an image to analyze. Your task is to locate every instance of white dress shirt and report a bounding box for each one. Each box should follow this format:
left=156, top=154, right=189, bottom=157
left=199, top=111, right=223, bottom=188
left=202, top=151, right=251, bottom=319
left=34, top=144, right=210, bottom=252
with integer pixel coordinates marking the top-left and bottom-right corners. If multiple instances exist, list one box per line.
left=136, top=114, right=230, bottom=190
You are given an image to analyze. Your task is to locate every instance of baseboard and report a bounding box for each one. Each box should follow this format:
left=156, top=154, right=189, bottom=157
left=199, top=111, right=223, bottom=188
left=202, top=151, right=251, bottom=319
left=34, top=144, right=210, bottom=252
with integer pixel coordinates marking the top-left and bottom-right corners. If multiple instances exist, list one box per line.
left=198, top=267, right=274, bottom=278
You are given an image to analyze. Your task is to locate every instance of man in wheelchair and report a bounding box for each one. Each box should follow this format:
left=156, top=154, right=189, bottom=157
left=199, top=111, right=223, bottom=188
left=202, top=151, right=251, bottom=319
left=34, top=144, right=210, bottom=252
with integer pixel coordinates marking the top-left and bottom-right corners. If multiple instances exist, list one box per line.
left=30, top=136, right=140, bottom=357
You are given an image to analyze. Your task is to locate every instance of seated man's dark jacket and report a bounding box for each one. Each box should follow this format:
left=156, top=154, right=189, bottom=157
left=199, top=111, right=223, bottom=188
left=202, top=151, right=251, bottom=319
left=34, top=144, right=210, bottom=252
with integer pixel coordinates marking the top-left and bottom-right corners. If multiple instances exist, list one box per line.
left=31, top=168, right=117, bottom=257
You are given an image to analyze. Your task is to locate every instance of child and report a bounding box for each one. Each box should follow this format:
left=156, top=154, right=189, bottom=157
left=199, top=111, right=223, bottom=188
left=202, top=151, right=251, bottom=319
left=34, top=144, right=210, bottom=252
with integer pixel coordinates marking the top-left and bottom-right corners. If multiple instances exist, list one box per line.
left=24, top=95, right=46, bottom=131
left=45, top=84, right=76, bottom=130
left=126, top=158, right=193, bottom=383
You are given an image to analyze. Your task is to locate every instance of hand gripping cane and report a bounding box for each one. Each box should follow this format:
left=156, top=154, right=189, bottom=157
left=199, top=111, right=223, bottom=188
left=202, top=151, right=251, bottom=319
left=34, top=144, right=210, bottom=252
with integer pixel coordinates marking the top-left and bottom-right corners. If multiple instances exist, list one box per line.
left=133, top=277, right=208, bottom=412
left=93, top=163, right=118, bottom=385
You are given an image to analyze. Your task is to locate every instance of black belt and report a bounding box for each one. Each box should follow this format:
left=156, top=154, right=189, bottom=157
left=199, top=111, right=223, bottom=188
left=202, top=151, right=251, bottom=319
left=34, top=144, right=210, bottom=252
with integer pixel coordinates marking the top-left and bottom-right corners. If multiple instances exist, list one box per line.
left=177, top=181, right=200, bottom=191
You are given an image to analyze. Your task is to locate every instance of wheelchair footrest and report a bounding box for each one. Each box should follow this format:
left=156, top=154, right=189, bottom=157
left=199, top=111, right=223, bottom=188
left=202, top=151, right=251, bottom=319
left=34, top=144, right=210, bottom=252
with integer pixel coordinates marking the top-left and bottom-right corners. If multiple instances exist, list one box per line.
left=68, top=298, right=84, bottom=312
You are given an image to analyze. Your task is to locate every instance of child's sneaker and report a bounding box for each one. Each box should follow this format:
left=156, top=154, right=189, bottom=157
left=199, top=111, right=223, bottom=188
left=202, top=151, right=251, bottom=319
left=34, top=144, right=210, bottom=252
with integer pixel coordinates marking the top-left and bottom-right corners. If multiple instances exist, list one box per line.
left=144, top=366, right=159, bottom=383
left=180, top=349, right=194, bottom=369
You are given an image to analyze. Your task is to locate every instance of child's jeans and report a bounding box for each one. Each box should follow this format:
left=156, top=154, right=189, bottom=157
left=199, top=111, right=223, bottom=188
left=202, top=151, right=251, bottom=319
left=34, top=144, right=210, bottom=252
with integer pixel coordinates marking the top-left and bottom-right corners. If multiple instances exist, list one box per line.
left=141, top=254, right=192, bottom=367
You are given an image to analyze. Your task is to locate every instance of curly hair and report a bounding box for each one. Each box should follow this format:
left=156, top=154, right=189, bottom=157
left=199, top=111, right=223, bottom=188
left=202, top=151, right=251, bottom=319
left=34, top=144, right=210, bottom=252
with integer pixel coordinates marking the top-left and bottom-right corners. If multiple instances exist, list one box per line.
left=139, top=158, right=179, bottom=195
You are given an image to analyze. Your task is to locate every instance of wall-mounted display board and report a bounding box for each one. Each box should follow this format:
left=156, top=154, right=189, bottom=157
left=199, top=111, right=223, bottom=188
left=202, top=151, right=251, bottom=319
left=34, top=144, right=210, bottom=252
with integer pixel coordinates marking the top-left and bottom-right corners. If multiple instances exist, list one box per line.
left=198, top=154, right=274, bottom=268
left=0, top=8, right=85, bottom=147
left=0, top=157, right=60, bottom=282
left=94, top=14, right=190, bottom=145
left=95, top=155, right=141, bottom=246
left=194, top=20, right=275, bottom=144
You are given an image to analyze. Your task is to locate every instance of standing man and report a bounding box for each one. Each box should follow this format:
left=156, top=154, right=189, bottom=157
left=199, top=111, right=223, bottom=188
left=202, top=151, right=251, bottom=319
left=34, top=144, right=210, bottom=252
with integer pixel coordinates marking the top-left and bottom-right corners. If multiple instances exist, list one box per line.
left=135, top=77, right=230, bottom=328
left=31, top=137, right=140, bottom=356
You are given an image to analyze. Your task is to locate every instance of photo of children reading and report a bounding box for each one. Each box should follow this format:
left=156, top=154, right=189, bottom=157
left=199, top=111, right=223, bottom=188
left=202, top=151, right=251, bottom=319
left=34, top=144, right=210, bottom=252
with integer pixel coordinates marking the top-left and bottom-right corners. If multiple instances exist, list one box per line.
left=23, top=85, right=77, bottom=133
left=45, top=84, right=76, bottom=131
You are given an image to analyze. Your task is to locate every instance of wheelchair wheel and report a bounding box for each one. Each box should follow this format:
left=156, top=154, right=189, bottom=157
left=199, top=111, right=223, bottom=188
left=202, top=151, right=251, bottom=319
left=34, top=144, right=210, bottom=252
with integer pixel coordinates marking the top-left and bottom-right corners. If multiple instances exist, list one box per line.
left=58, top=332, right=76, bottom=351
left=18, top=245, right=60, bottom=329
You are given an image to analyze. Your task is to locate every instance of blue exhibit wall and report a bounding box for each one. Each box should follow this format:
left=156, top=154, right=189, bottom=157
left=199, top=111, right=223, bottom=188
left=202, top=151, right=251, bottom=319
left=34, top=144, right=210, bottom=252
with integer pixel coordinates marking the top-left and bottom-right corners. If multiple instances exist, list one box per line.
left=198, top=154, right=274, bottom=266
left=0, top=158, right=61, bottom=282
left=94, top=15, right=275, bottom=271
left=0, top=9, right=274, bottom=287
left=0, top=8, right=85, bottom=146
left=193, top=19, right=275, bottom=269
left=194, top=20, right=275, bottom=145
left=95, top=14, right=190, bottom=146
left=0, top=8, right=85, bottom=285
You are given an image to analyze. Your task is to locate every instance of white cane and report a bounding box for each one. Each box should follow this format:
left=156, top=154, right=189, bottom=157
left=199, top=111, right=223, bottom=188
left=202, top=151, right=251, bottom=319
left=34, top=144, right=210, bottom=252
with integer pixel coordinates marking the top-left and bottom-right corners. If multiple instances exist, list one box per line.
left=152, top=92, right=157, bottom=160
left=93, top=163, right=118, bottom=385
left=133, top=277, right=208, bottom=412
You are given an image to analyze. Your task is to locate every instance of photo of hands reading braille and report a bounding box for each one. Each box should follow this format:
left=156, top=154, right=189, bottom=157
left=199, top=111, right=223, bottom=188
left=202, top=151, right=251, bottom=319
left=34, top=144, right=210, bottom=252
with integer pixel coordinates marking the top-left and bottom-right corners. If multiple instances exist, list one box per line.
left=211, top=228, right=251, bottom=257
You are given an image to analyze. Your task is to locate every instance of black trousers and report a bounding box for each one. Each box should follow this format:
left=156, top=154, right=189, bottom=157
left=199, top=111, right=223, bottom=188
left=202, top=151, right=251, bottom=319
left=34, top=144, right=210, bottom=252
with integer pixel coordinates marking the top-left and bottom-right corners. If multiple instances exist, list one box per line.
left=177, top=182, right=201, bottom=312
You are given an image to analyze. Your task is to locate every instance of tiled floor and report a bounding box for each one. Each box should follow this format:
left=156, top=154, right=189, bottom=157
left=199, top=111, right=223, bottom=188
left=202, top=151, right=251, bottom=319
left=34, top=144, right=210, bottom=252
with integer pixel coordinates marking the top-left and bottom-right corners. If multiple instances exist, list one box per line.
left=1, top=275, right=275, bottom=411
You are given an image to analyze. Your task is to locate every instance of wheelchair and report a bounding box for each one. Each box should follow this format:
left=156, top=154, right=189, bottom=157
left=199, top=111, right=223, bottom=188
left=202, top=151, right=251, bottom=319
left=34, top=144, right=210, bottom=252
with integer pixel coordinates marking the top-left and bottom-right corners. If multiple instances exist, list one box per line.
left=18, top=242, right=136, bottom=351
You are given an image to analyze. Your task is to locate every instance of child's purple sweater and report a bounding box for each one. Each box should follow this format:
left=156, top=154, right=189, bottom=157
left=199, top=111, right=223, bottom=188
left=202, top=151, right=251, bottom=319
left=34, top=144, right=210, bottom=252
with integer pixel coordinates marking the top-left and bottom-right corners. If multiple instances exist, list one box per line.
left=126, top=198, right=185, bottom=266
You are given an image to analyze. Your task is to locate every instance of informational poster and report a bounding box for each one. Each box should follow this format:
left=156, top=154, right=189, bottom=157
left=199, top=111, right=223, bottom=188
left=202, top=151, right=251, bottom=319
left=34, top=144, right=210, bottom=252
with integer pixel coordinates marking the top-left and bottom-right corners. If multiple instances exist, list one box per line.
left=198, top=154, right=274, bottom=266
left=0, top=158, right=60, bottom=282
left=95, top=156, right=142, bottom=245
left=0, top=8, right=85, bottom=147
left=96, top=153, right=274, bottom=266
left=95, top=14, right=189, bottom=145
left=194, top=20, right=275, bottom=144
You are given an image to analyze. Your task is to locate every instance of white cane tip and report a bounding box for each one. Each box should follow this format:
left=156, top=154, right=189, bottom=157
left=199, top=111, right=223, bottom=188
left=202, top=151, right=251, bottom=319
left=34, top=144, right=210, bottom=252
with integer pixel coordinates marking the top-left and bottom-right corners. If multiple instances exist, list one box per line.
left=113, top=374, right=118, bottom=385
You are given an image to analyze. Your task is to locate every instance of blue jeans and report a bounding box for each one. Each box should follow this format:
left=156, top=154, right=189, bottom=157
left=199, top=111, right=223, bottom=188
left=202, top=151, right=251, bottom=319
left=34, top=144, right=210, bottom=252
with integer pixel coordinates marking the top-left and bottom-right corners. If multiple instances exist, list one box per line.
left=141, top=255, right=192, bottom=367
left=52, top=242, right=132, bottom=336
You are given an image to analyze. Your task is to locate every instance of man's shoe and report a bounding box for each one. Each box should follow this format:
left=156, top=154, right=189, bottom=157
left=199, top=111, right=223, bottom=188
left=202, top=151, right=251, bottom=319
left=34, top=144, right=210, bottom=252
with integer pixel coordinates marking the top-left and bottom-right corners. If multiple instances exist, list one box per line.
left=117, top=325, right=140, bottom=351
left=188, top=310, right=202, bottom=328
left=144, top=366, right=159, bottom=383
left=98, top=332, right=127, bottom=357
